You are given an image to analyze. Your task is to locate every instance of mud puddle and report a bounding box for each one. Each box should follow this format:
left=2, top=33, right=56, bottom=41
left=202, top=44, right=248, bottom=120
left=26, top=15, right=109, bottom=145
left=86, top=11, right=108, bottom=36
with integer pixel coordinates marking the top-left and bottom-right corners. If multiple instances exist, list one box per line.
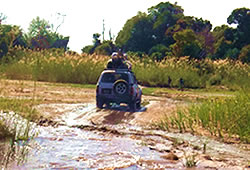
left=2, top=103, right=250, bottom=169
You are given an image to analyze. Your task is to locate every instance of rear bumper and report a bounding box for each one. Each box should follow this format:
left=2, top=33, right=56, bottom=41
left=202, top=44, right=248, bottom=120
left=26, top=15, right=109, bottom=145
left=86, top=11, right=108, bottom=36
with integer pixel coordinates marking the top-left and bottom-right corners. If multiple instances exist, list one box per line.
left=96, top=94, right=133, bottom=104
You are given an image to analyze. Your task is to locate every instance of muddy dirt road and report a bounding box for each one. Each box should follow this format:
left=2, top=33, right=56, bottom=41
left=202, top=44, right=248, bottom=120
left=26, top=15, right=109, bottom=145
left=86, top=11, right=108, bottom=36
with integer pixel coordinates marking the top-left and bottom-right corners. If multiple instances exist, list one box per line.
left=0, top=80, right=249, bottom=169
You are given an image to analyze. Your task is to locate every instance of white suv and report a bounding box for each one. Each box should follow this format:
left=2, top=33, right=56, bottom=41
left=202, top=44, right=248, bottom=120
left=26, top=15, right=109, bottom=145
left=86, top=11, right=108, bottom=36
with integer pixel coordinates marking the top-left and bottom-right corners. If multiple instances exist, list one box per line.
left=96, top=69, right=142, bottom=111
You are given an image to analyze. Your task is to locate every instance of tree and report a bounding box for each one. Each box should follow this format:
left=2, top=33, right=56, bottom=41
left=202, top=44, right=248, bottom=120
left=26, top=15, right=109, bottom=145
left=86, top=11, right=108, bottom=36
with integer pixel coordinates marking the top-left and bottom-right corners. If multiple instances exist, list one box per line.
left=166, top=16, right=212, bottom=35
left=212, top=25, right=232, bottom=59
left=171, top=29, right=202, bottom=59
left=116, top=2, right=184, bottom=54
left=166, top=16, right=213, bottom=58
left=81, top=33, right=105, bottom=54
left=0, top=13, right=7, bottom=24
left=0, top=24, right=22, bottom=58
left=239, top=45, right=250, bottom=63
left=227, top=8, right=250, bottom=48
left=93, top=33, right=101, bottom=47
left=94, top=40, right=114, bottom=55
left=81, top=45, right=94, bottom=54
left=148, top=44, right=168, bottom=61
left=148, top=2, right=184, bottom=46
left=25, top=16, right=68, bottom=49
left=115, top=12, right=154, bottom=52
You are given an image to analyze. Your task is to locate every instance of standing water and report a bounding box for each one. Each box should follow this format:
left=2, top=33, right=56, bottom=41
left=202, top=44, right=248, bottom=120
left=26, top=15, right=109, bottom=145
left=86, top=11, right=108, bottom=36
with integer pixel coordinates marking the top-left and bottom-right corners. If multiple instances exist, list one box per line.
left=1, top=103, right=249, bottom=169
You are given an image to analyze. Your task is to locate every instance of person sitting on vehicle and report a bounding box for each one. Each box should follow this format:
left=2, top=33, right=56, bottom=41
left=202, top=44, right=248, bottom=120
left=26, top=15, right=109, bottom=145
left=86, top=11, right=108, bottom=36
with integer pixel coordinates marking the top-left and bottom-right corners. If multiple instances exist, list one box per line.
left=107, top=50, right=132, bottom=70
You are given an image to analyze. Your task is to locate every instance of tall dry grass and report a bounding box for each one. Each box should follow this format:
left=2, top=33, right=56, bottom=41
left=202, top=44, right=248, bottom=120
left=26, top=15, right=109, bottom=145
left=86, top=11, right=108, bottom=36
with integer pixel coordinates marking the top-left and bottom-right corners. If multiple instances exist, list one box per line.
left=1, top=47, right=249, bottom=90
left=1, top=47, right=107, bottom=84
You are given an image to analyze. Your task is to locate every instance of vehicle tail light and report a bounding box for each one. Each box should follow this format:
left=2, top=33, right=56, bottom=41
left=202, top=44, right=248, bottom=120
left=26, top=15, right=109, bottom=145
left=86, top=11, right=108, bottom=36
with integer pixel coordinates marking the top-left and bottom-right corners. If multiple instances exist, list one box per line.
left=130, top=86, right=134, bottom=96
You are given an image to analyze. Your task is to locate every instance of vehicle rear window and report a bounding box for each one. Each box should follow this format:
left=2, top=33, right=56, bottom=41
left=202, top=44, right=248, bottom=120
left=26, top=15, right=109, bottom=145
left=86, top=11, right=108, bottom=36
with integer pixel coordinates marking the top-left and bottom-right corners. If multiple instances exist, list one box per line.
left=101, top=73, right=129, bottom=83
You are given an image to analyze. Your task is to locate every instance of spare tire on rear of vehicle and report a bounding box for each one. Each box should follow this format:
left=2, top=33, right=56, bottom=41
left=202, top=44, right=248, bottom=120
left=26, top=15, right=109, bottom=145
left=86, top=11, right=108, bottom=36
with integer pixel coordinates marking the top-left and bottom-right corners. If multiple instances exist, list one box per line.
left=113, top=79, right=129, bottom=96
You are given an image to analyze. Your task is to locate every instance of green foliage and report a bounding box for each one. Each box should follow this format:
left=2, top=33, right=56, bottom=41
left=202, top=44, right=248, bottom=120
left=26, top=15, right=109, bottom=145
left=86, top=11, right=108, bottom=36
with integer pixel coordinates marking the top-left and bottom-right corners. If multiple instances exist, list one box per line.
left=24, top=16, right=68, bottom=49
left=166, top=16, right=212, bottom=36
left=158, top=91, right=250, bottom=143
left=148, top=2, right=183, bottom=46
left=94, top=40, right=114, bottom=55
left=115, top=2, right=184, bottom=53
left=148, top=44, right=168, bottom=61
left=171, top=29, right=202, bottom=59
left=114, top=2, right=249, bottom=61
left=27, top=16, right=50, bottom=38
left=116, top=12, right=154, bottom=52
left=0, top=24, right=22, bottom=47
left=133, top=57, right=208, bottom=88
left=239, top=44, right=250, bottom=63
left=227, top=8, right=250, bottom=36
left=212, top=25, right=231, bottom=59
left=82, top=33, right=106, bottom=54
left=225, top=8, right=250, bottom=58
left=225, top=48, right=240, bottom=60
left=0, top=24, right=22, bottom=58
left=131, top=55, right=250, bottom=90
left=92, top=33, right=101, bottom=47
left=0, top=13, right=7, bottom=23
left=150, top=52, right=163, bottom=62
left=81, top=45, right=94, bottom=54
left=0, top=97, right=39, bottom=121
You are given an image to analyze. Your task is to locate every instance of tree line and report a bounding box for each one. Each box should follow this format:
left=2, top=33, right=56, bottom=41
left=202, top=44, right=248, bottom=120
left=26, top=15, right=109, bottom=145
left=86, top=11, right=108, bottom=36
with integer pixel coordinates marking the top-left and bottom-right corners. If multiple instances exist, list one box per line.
left=0, top=15, right=69, bottom=58
left=82, top=2, right=250, bottom=63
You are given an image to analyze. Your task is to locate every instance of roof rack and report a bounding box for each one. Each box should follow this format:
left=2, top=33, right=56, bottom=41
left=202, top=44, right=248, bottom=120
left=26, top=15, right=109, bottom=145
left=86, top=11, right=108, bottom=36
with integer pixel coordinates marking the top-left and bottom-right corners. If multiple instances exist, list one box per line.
left=104, top=68, right=132, bottom=72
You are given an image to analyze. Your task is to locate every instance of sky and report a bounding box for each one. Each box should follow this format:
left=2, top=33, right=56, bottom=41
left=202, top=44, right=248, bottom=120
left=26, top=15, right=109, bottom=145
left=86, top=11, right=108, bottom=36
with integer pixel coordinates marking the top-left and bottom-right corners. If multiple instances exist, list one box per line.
left=1, top=0, right=249, bottom=52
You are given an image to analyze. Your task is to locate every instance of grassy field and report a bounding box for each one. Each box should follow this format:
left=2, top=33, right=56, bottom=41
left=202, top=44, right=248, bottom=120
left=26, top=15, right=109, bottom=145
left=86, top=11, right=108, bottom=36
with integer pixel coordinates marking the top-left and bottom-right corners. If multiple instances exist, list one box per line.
left=0, top=48, right=249, bottom=143
left=1, top=47, right=250, bottom=90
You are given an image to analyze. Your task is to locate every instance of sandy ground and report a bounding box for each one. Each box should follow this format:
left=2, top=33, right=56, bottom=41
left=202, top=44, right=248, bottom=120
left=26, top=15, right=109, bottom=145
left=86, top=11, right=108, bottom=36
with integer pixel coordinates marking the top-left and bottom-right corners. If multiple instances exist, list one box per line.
left=0, top=79, right=178, bottom=126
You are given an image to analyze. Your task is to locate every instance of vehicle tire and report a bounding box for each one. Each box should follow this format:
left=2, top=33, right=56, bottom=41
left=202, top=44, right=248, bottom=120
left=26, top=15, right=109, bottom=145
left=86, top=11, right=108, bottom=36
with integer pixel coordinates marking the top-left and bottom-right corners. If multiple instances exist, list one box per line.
left=105, top=102, right=111, bottom=108
left=113, top=79, right=129, bottom=96
left=129, top=100, right=137, bottom=111
left=96, top=98, right=104, bottom=109
left=136, top=100, right=141, bottom=109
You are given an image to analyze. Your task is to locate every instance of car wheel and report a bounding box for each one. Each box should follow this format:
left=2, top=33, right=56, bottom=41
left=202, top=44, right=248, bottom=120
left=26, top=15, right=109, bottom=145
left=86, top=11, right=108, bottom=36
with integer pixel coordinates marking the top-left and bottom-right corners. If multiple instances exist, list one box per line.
left=136, top=100, right=141, bottom=109
left=96, top=98, right=104, bottom=109
left=113, top=79, right=128, bottom=96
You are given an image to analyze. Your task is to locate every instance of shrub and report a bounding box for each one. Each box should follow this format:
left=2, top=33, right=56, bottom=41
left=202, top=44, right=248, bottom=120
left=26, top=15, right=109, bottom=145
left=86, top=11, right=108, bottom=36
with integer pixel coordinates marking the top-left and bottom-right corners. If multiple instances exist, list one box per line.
left=239, top=45, right=250, bottom=63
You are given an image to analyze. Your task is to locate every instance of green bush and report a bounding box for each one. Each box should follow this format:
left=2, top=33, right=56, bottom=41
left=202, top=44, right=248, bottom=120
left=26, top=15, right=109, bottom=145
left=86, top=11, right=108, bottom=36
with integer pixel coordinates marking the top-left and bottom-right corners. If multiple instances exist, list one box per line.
left=239, top=45, right=250, bottom=63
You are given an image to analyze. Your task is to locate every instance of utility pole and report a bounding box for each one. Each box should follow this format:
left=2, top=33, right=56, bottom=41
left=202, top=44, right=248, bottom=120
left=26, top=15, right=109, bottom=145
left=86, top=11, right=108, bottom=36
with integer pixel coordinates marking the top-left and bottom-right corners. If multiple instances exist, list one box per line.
left=102, top=19, right=105, bottom=42
left=109, top=29, right=112, bottom=41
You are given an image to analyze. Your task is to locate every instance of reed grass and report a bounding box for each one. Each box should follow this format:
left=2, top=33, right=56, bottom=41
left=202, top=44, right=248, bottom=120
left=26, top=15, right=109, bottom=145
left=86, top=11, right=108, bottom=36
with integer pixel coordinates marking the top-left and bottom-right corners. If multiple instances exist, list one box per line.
left=1, top=48, right=249, bottom=91
left=156, top=91, right=250, bottom=143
